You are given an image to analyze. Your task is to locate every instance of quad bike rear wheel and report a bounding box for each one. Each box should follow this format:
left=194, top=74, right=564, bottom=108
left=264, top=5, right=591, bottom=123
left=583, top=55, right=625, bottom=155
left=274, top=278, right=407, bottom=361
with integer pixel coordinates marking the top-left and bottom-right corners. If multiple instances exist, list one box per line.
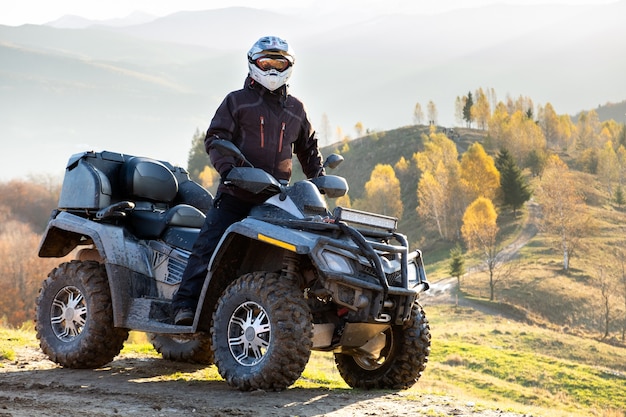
left=36, top=260, right=129, bottom=369
left=211, top=271, right=312, bottom=391
left=149, top=333, right=213, bottom=365
left=334, top=302, right=431, bottom=389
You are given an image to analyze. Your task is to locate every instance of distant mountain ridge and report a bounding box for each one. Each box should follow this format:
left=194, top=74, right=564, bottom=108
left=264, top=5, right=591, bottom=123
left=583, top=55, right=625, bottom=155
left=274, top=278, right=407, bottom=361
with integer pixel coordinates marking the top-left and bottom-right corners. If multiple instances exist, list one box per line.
left=46, top=11, right=157, bottom=29
left=1, top=3, right=626, bottom=181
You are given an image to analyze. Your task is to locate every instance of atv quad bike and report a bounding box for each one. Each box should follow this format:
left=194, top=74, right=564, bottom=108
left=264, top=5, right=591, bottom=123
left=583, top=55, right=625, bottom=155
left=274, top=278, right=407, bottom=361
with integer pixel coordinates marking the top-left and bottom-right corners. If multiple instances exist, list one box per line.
left=37, top=140, right=431, bottom=391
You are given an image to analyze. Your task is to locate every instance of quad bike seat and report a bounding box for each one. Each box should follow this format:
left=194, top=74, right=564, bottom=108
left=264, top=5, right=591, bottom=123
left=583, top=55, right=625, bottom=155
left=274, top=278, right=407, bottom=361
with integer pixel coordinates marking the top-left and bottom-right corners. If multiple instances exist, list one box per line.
left=122, top=156, right=206, bottom=245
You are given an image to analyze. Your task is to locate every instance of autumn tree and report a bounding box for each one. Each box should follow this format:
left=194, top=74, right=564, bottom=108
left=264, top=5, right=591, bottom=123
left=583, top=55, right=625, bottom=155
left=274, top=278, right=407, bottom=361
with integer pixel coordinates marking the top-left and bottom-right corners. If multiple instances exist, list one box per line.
left=198, top=165, right=220, bottom=196
left=472, top=88, right=491, bottom=130
left=506, top=94, right=534, bottom=117
left=394, top=156, right=410, bottom=174
left=597, top=141, right=619, bottom=195
left=0, top=180, right=59, bottom=232
left=415, top=131, right=462, bottom=240
left=427, top=100, right=438, bottom=126
left=0, top=219, right=65, bottom=326
left=488, top=104, right=547, bottom=168
left=461, top=197, right=500, bottom=300
left=354, top=121, right=365, bottom=138
left=357, top=164, right=403, bottom=219
left=535, top=155, right=591, bottom=271
left=576, top=110, right=602, bottom=150
left=335, top=194, right=351, bottom=209
left=413, top=102, right=424, bottom=125
left=459, top=142, right=500, bottom=205
left=495, top=148, right=531, bottom=216
left=539, top=103, right=566, bottom=149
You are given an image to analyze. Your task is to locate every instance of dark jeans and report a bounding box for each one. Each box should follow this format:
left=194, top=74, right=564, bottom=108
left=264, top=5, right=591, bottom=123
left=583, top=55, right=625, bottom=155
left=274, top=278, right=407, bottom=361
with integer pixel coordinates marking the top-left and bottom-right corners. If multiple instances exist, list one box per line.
left=172, top=193, right=254, bottom=311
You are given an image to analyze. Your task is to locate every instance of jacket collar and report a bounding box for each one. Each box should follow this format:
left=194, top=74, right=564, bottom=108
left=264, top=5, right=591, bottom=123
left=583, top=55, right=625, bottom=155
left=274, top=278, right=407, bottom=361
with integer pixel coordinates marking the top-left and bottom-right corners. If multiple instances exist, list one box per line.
left=245, top=76, right=288, bottom=99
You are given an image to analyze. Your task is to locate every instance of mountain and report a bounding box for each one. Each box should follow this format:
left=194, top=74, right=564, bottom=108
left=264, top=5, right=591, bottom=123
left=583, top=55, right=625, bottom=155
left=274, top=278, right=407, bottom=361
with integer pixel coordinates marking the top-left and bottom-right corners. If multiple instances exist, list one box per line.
left=1, top=3, right=626, bottom=181
left=45, top=11, right=157, bottom=29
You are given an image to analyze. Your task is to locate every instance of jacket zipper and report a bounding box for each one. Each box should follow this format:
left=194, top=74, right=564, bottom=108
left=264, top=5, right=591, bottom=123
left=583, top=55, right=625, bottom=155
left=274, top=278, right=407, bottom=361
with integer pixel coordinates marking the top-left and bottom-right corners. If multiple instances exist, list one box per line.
left=279, top=122, right=285, bottom=153
left=260, top=116, right=265, bottom=148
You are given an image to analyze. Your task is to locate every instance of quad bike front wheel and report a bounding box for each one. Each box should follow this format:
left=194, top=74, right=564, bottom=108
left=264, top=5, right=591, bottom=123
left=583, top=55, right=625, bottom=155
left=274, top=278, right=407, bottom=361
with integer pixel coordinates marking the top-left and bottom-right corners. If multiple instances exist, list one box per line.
left=211, top=271, right=313, bottom=391
left=149, top=333, right=213, bottom=365
left=36, top=260, right=129, bottom=369
left=334, top=302, right=431, bottom=389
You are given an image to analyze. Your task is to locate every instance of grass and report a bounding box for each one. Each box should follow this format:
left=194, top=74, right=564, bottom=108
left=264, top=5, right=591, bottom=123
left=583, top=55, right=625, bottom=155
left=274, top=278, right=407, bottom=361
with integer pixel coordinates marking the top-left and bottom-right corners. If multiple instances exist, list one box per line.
left=0, top=321, right=38, bottom=364
left=421, top=304, right=626, bottom=417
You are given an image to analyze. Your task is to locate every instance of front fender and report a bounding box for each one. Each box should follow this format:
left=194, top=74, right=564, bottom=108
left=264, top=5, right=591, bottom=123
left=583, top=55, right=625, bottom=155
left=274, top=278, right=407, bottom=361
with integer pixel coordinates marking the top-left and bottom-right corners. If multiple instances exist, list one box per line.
left=214, top=217, right=320, bottom=259
left=194, top=217, right=323, bottom=331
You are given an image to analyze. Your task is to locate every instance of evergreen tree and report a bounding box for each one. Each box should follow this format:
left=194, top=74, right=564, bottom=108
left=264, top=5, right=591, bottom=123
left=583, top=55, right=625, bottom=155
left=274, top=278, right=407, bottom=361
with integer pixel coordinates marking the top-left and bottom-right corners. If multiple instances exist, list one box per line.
left=462, top=91, right=474, bottom=127
left=615, top=185, right=625, bottom=208
left=449, top=243, right=465, bottom=292
left=187, top=128, right=209, bottom=182
left=496, top=148, right=532, bottom=216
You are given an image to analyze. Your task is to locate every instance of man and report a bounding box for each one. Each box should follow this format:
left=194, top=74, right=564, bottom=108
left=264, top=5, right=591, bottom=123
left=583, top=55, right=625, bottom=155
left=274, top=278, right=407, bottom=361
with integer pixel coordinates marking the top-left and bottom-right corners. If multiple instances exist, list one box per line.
left=172, top=35, right=325, bottom=325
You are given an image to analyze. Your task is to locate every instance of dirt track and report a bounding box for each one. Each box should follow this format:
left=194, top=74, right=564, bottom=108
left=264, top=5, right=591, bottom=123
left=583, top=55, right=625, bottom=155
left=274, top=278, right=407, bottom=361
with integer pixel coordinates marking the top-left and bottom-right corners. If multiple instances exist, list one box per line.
left=0, top=343, right=532, bottom=417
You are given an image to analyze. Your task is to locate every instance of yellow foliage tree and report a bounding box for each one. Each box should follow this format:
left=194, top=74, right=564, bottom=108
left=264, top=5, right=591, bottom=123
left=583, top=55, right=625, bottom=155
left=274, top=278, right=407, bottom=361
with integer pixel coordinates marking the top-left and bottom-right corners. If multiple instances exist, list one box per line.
left=361, top=164, right=403, bottom=219
left=488, top=106, right=546, bottom=166
left=472, top=87, right=491, bottom=130
left=576, top=110, right=602, bottom=150
left=459, top=142, right=500, bottom=204
left=414, top=131, right=462, bottom=240
left=199, top=165, right=220, bottom=196
left=461, top=197, right=500, bottom=300
left=394, top=156, right=409, bottom=173
left=354, top=121, right=364, bottom=138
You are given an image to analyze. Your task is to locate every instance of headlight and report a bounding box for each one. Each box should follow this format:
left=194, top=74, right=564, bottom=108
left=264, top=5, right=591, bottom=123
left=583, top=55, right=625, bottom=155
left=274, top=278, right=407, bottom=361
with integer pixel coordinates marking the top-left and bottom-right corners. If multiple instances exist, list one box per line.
left=322, top=251, right=354, bottom=274
left=407, top=261, right=419, bottom=288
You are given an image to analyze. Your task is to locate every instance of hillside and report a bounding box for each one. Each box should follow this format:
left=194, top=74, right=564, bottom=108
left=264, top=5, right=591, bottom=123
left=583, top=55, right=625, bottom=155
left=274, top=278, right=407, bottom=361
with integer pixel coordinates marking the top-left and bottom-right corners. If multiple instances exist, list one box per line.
left=296, top=123, right=626, bottom=344
left=294, top=125, right=487, bottom=247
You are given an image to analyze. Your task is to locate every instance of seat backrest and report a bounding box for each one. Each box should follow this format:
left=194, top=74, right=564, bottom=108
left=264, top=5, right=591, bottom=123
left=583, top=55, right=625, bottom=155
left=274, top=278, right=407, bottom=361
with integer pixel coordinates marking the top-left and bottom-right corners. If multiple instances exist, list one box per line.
left=122, top=157, right=178, bottom=203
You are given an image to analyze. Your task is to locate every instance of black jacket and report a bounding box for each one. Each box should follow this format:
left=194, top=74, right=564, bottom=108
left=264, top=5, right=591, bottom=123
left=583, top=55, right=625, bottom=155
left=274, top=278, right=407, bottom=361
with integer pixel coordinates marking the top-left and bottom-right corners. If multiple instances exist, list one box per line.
left=205, top=77, right=324, bottom=203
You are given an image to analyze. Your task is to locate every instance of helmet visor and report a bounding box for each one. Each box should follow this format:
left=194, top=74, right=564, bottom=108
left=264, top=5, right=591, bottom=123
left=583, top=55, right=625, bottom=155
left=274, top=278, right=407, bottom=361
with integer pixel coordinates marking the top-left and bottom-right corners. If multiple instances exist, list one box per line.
left=254, top=56, right=291, bottom=72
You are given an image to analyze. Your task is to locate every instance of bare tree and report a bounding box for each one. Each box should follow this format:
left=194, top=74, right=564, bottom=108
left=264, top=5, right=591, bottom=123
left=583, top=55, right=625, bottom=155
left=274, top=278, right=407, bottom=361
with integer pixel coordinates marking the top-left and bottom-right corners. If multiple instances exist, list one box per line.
left=596, top=266, right=616, bottom=340
left=535, top=155, right=592, bottom=271
left=413, top=102, right=424, bottom=125
left=427, top=100, right=438, bottom=126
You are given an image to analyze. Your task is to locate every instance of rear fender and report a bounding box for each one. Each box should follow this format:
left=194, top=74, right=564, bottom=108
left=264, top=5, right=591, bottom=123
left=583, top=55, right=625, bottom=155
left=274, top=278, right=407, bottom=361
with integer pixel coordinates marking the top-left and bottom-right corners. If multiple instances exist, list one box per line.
left=38, top=211, right=153, bottom=326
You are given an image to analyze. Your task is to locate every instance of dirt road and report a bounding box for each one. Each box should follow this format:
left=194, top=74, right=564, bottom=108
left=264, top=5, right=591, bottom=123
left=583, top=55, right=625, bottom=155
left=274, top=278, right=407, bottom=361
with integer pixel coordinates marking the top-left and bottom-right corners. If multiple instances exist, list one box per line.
left=0, top=343, right=531, bottom=417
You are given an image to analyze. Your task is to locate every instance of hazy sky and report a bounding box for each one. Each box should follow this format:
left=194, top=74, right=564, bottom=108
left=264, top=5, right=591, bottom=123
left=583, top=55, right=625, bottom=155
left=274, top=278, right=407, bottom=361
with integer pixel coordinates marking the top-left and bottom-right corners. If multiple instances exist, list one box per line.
left=0, top=0, right=618, bottom=26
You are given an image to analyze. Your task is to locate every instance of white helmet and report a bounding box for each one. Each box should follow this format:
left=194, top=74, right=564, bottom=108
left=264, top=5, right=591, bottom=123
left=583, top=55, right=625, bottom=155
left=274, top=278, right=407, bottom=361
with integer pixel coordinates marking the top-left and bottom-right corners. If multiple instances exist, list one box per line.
left=247, top=36, right=295, bottom=91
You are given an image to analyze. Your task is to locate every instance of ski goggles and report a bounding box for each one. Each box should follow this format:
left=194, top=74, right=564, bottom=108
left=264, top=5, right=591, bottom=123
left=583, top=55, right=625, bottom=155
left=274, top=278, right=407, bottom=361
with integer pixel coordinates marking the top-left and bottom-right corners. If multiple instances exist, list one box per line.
left=253, top=56, right=291, bottom=72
